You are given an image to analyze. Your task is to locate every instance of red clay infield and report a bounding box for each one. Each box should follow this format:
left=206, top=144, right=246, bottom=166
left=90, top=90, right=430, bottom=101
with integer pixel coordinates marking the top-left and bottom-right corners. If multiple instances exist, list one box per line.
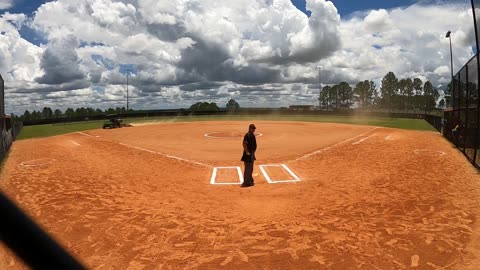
left=1, top=121, right=480, bottom=269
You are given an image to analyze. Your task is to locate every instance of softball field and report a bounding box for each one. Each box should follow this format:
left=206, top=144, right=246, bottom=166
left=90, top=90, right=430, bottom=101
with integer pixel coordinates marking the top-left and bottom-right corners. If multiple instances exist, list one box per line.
left=1, top=121, right=480, bottom=269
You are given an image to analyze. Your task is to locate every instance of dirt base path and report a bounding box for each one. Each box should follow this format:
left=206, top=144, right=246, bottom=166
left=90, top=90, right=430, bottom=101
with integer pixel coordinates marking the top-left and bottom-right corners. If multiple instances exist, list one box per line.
left=1, top=121, right=480, bottom=269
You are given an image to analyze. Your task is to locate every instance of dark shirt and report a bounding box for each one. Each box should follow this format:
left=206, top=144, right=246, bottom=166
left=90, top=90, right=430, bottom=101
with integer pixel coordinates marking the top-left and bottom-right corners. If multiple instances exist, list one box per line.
left=241, top=131, right=257, bottom=162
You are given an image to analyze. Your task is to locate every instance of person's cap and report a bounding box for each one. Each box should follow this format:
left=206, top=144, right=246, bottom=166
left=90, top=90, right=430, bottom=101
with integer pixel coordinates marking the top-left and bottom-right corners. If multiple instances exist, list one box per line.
left=249, top=124, right=256, bottom=129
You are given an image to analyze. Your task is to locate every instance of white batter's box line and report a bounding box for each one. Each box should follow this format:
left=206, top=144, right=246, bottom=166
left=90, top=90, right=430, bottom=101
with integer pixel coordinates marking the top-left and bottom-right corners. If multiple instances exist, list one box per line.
left=210, top=166, right=243, bottom=185
left=259, top=164, right=301, bottom=184
left=294, top=127, right=380, bottom=161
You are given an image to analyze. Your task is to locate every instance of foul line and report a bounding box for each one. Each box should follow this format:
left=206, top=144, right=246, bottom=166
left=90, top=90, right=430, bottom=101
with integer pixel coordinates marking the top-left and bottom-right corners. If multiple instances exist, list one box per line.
left=116, top=142, right=210, bottom=167
left=75, top=132, right=210, bottom=167
left=77, top=132, right=94, bottom=137
left=352, top=133, right=376, bottom=145
left=20, top=158, right=56, bottom=167
left=76, top=132, right=100, bottom=138
left=385, top=135, right=392, bottom=140
left=293, top=127, right=380, bottom=161
left=71, top=140, right=81, bottom=146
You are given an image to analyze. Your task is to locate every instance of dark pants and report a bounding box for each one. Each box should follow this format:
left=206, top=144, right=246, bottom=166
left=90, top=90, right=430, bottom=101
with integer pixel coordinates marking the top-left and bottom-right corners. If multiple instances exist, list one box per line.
left=243, top=161, right=254, bottom=185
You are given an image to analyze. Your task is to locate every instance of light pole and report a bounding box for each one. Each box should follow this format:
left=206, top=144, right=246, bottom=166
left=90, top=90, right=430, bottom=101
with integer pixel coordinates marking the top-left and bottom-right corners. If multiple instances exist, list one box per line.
left=318, top=68, right=322, bottom=109
left=126, top=73, right=129, bottom=117
left=446, top=31, right=454, bottom=98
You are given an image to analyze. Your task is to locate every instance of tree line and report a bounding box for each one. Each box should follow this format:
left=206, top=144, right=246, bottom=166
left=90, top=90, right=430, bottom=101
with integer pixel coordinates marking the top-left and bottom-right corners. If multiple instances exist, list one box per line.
left=319, top=71, right=444, bottom=112
left=15, top=99, right=242, bottom=121
left=188, top=99, right=240, bottom=111
left=16, top=107, right=134, bottom=121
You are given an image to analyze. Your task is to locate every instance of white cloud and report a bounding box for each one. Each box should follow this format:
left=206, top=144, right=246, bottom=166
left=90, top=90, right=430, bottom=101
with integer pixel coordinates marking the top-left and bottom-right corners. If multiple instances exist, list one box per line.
left=322, top=3, right=475, bottom=87
left=363, top=9, right=393, bottom=33
left=434, top=65, right=450, bottom=76
left=0, top=13, right=43, bottom=84
left=0, top=0, right=13, bottom=10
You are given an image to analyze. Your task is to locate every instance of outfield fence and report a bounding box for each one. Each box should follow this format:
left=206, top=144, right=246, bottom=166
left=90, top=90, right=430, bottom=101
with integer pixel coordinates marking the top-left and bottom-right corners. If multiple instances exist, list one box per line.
left=443, top=51, right=480, bottom=168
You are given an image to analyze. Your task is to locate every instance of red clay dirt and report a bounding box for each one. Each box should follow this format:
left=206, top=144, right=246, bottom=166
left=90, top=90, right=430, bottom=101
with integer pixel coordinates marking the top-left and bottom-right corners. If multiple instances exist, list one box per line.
left=1, top=121, right=480, bottom=269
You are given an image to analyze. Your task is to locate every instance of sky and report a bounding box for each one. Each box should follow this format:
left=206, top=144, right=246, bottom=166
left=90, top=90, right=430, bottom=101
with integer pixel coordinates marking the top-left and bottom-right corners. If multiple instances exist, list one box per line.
left=0, top=0, right=477, bottom=114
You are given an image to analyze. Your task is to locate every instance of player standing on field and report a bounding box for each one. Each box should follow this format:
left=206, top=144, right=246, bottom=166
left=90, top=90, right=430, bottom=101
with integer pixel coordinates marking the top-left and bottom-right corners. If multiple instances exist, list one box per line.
left=241, top=124, right=257, bottom=187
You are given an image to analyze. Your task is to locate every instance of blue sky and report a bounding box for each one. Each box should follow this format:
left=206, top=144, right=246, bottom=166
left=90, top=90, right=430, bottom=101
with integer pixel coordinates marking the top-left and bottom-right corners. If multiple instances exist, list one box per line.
left=292, top=0, right=415, bottom=17
left=7, top=0, right=47, bottom=14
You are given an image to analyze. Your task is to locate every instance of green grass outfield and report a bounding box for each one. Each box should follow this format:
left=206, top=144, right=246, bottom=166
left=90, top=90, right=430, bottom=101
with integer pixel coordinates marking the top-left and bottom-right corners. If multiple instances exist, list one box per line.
left=16, top=115, right=436, bottom=140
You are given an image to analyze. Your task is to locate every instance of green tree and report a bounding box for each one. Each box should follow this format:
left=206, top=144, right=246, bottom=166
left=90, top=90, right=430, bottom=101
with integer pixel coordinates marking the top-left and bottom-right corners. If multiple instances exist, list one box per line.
left=404, top=78, right=414, bottom=111
left=445, top=83, right=452, bottom=108
left=337, top=82, right=353, bottom=108
left=331, top=84, right=340, bottom=109
left=423, top=81, right=436, bottom=112
left=42, top=107, right=53, bottom=119
left=226, top=99, right=240, bottom=110
left=397, top=79, right=407, bottom=110
left=354, top=81, right=369, bottom=108
left=75, top=107, right=87, bottom=117
left=413, top=78, right=423, bottom=95
left=106, top=108, right=116, bottom=114
left=65, top=108, right=75, bottom=118
left=380, top=72, right=398, bottom=111
left=31, top=110, right=40, bottom=120
left=369, top=81, right=378, bottom=107
left=439, top=98, right=446, bottom=108
left=23, top=110, right=31, bottom=121
left=85, top=107, right=95, bottom=116
left=53, top=109, right=62, bottom=118
left=319, top=85, right=332, bottom=110
left=413, top=78, right=423, bottom=111
left=190, top=102, right=220, bottom=111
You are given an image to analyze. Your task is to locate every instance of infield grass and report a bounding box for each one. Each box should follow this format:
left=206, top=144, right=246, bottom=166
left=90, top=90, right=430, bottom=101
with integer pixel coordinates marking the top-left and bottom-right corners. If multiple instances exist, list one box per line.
left=16, top=115, right=435, bottom=140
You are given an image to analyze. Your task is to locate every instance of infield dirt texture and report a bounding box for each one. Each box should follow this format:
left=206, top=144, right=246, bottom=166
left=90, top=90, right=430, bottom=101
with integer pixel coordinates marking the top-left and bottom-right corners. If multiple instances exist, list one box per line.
left=1, top=121, right=480, bottom=269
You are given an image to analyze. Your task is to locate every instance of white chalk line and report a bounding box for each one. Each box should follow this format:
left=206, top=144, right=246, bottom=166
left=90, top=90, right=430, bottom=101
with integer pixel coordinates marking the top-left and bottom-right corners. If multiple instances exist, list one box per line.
left=259, top=164, right=301, bottom=184
left=75, top=132, right=210, bottom=167
left=116, top=142, right=210, bottom=167
left=19, top=158, right=56, bottom=167
left=293, top=127, right=380, bottom=161
left=352, top=133, right=376, bottom=145
left=210, top=166, right=243, bottom=185
left=77, top=132, right=94, bottom=137
left=385, top=135, right=392, bottom=140
left=71, top=140, right=81, bottom=146
left=413, top=149, right=446, bottom=156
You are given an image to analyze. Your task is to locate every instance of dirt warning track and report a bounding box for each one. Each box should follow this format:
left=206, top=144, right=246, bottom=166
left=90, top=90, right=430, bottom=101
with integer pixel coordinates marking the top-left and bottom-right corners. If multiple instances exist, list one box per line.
left=1, top=121, right=480, bottom=269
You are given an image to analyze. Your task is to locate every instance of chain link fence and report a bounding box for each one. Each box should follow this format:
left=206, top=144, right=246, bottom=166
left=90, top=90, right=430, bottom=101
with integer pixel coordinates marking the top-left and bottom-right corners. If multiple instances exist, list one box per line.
left=444, top=52, right=480, bottom=168
left=0, top=75, right=22, bottom=168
